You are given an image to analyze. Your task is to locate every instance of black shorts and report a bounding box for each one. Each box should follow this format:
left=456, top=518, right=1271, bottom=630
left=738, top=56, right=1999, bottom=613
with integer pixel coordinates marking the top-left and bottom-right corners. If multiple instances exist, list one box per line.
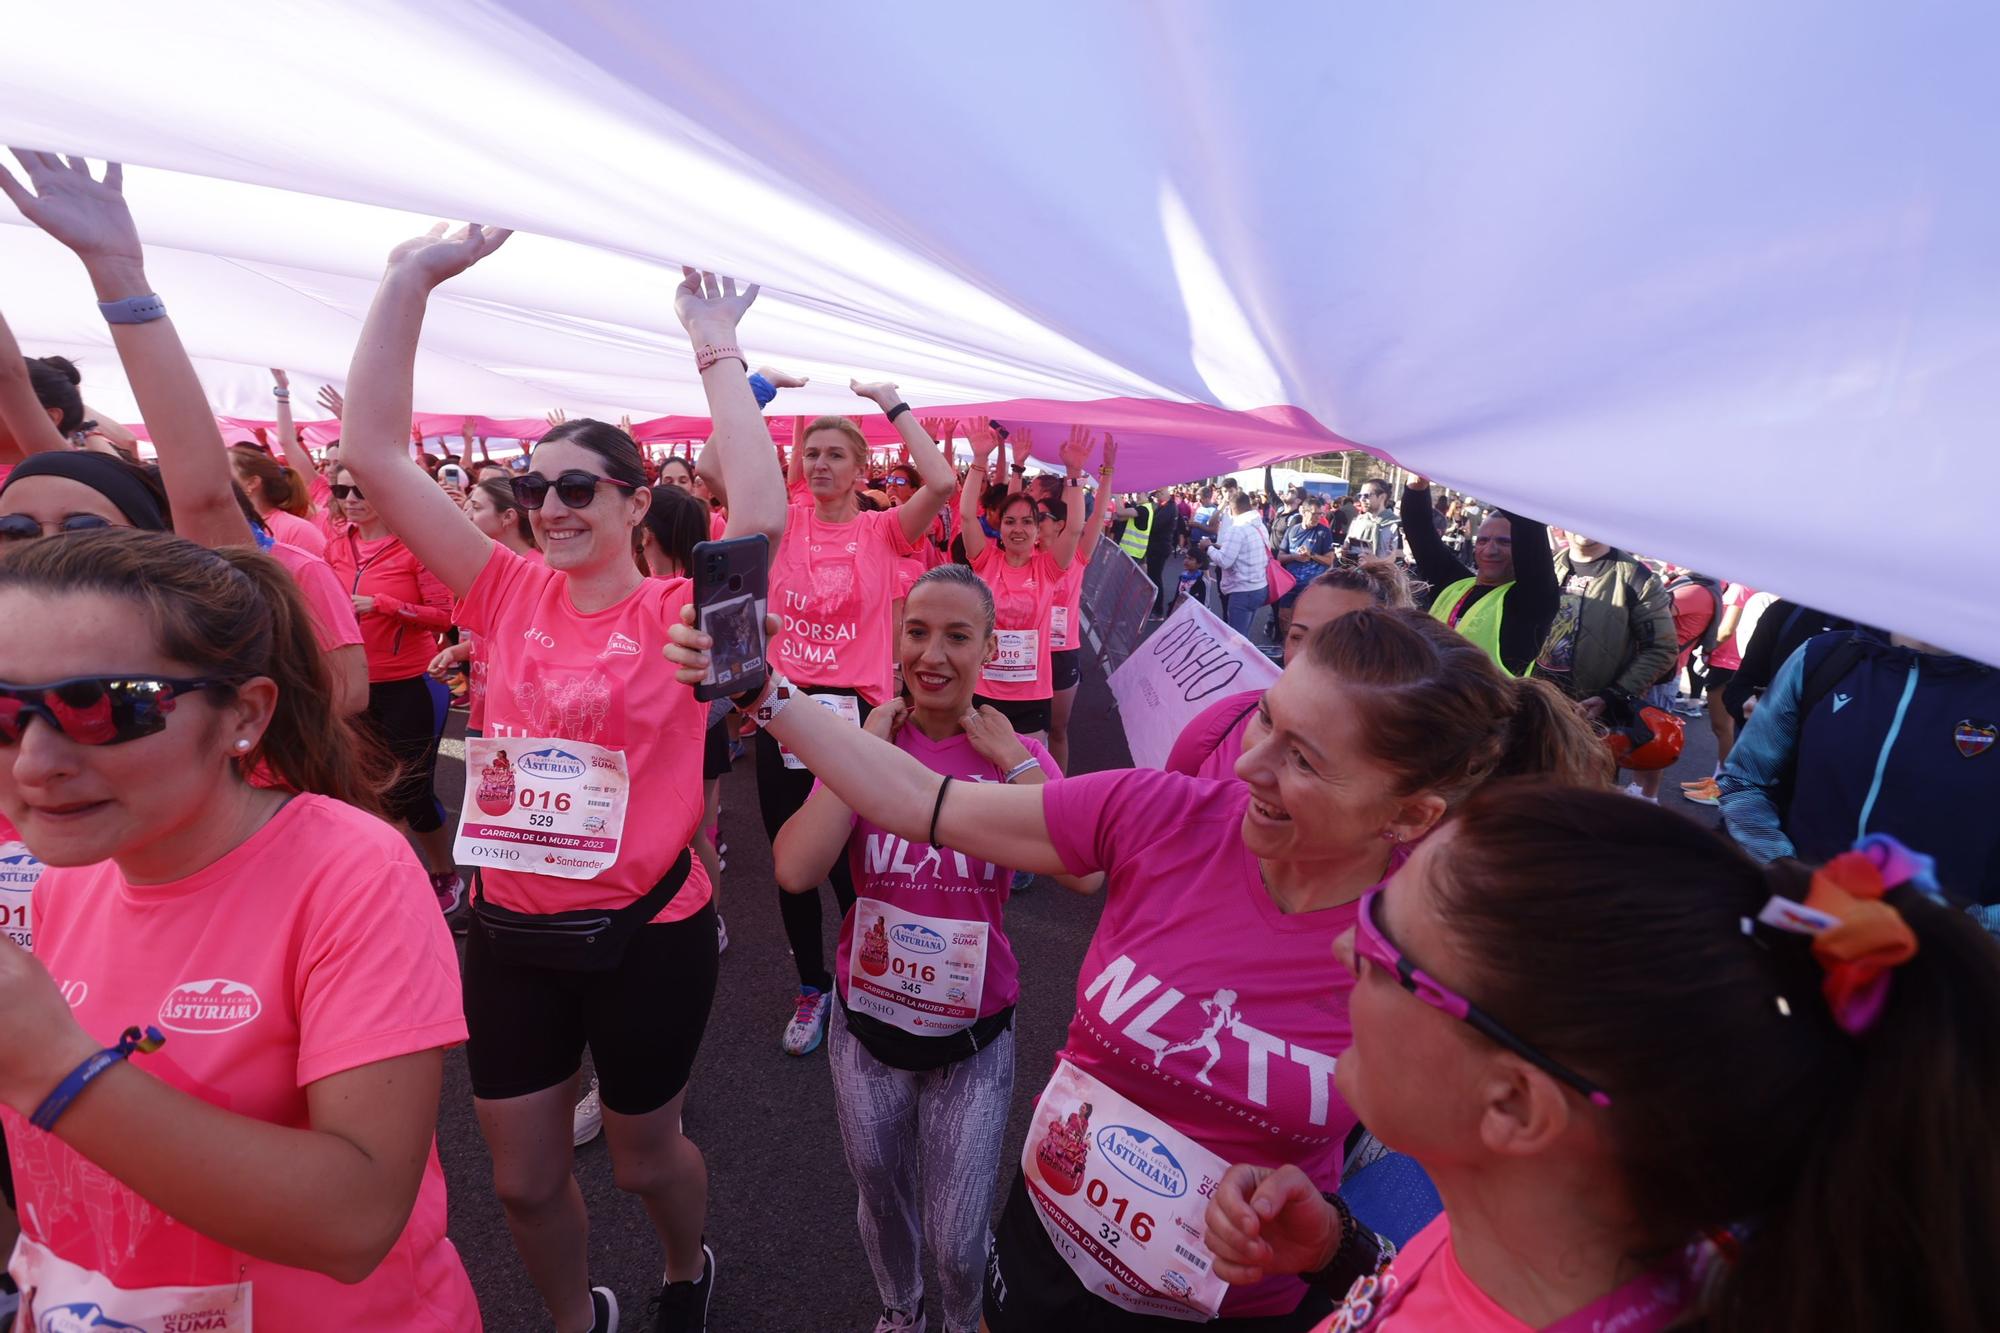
left=985, top=1173, right=1331, bottom=1333
left=362, top=675, right=447, bottom=832
left=1702, top=666, right=1737, bottom=701
left=703, top=716, right=732, bottom=780
left=463, top=900, right=719, bottom=1114
left=974, top=694, right=1052, bottom=736
left=1051, top=648, right=1083, bottom=693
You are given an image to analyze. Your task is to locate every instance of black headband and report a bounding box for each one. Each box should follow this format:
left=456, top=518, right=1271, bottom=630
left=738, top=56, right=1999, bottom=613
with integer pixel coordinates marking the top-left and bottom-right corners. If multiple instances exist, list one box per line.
left=1, top=450, right=168, bottom=531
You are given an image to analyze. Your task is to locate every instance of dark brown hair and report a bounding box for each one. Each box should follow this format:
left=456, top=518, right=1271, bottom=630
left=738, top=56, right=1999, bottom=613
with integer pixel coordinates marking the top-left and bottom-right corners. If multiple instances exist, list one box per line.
left=26, top=354, right=83, bottom=434
left=229, top=444, right=312, bottom=517
left=1305, top=605, right=1610, bottom=800
left=1433, top=782, right=2000, bottom=1332
left=0, top=528, right=388, bottom=813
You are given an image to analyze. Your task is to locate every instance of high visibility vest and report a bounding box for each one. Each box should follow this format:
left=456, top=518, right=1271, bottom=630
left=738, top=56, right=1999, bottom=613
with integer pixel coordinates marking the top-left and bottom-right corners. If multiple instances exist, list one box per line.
left=1430, top=576, right=1514, bottom=675
left=1118, top=504, right=1152, bottom=560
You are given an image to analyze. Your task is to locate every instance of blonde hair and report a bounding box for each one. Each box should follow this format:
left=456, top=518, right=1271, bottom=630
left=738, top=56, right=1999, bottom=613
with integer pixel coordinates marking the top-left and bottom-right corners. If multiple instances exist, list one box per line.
left=803, top=416, right=868, bottom=467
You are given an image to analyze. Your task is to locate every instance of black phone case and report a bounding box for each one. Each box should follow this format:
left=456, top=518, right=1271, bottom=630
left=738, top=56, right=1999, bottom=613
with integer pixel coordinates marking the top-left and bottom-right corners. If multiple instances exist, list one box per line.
left=691, top=534, right=771, bottom=702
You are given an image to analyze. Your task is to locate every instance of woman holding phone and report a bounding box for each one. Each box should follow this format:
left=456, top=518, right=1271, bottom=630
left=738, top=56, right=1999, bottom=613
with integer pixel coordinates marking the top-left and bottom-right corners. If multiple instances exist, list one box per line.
left=340, top=217, right=784, bottom=1333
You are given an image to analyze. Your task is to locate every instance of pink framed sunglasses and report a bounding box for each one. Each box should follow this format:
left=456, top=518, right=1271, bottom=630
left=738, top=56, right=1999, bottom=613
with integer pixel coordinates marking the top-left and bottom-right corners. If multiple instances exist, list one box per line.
left=1355, top=887, right=1612, bottom=1107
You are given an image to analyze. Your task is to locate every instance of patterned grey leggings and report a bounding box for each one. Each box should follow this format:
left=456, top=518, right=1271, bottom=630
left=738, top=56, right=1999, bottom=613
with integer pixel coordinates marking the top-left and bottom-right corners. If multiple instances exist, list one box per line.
left=828, top=1009, right=1016, bottom=1333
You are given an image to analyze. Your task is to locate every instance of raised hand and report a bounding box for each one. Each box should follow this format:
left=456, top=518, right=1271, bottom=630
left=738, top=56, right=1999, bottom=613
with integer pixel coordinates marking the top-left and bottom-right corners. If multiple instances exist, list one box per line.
left=1012, top=426, right=1036, bottom=467
left=461, top=418, right=475, bottom=448
left=316, top=385, right=345, bottom=419
left=0, top=152, right=142, bottom=266
left=1059, top=424, right=1095, bottom=475
left=1404, top=472, right=1429, bottom=492
left=919, top=418, right=957, bottom=447
left=384, top=220, right=512, bottom=289
left=967, top=419, right=1002, bottom=470
left=756, top=365, right=809, bottom=389
left=545, top=408, right=568, bottom=428
left=1101, top=432, right=1119, bottom=472
left=849, top=379, right=900, bottom=410
left=271, top=368, right=291, bottom=392
left=675, top=267, right=759, bottom=341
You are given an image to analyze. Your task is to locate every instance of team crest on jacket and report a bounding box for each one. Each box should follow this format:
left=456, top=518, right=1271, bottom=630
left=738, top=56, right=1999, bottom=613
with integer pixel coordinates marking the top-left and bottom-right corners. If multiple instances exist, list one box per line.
left=1955, top=719, right=1997, bottom=758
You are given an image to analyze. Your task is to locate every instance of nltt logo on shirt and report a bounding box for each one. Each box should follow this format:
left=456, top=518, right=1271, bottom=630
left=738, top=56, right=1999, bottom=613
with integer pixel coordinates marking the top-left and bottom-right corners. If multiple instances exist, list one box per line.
left=158, top=979, right=261, bottom=1034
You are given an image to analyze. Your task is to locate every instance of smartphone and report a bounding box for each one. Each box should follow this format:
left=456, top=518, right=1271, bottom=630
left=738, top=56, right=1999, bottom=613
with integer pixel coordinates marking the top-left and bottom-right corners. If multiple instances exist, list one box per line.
left=691, top=534, right=771, bottom=702
left=439, top=462, right=470, bottom=488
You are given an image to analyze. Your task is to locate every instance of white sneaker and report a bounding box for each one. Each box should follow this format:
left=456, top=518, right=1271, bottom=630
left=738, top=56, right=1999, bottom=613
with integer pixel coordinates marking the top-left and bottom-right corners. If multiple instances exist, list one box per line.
left=716, top=914, right=729, bottom=955
left=588, top=1284, right=619, bottom=1332
left=782, top=986, right=831, bottom=1056
left=873, top=1300, right=924, bottom=1332
left=1622, top=782, right=1660, bottom=804
left=574, top=1077, right=603, bottom=1146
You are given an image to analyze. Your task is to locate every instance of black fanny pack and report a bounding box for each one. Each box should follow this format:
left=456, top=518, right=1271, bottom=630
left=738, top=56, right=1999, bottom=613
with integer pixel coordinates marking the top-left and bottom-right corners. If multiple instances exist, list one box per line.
left=472, top=848, right=691, bottom=972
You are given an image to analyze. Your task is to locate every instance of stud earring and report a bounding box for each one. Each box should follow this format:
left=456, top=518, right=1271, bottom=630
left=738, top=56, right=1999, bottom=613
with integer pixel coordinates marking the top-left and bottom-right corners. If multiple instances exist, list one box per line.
left=234, top=738, right=252, bottom=753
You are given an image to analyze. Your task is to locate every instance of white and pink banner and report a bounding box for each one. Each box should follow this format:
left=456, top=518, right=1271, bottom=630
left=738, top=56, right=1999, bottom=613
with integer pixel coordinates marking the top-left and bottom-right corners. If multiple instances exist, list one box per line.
left=1109, top=598, right=1281, bottom=771
left=0, top=3, right=1990, bottom=661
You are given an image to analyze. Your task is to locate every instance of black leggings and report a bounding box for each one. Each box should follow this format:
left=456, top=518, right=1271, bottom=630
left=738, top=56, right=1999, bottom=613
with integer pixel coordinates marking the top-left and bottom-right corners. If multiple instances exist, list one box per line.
left=364, top=675, right=448, bottom=833
left=755, top=692, right=870, bottom=990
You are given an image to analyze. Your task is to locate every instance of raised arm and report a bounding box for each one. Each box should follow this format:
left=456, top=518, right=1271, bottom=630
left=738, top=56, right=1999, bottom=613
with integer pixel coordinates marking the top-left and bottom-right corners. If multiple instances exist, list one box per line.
left=850, top=379, right=953, bottom=546
left=341, top=222, right=511, bottom=596
left=959, top=422, right=1002, bottom=561
left=1047, top=426, right=1097, bottom=568
left=1072, top=434, right=1117, bottom=563
left=269, top=368, right=321, bottom=484
left=0, top=153, right=250, bottom=547
left=0, top=302, right=68, bottom=462
left=674, top=271, right=784, bottom=545
left=1397, top=476, right=1471, bottom=591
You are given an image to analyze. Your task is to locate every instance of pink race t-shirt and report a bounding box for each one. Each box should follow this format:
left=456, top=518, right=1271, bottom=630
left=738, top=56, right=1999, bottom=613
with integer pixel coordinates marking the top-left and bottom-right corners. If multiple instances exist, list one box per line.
left=461, top=548, right=547, bottom=735
left=1709, top=583, right=1757, bottom=671
left=3, top=795, right=478, bottom=1331
left=266, top=540, right=364, bottom=653
left=971, top=546, right=1066, bottom=701
left=1163, top=688, right=1263, bottom=782
left=769, top=506, right=917, bottom=705
left=1048, top=560, right=1086, bottom=653
left=264, top=507, right=328, bottom=557
left=1313, top=1217, right=1531, bottom=1332
left=832, top=728, right=1059, bottom=1019
left=709, top=507, right=728, bottom=542
left=456, top=543, right=711, bottom=921
left=1042, top=768, right=1405, bottom=1318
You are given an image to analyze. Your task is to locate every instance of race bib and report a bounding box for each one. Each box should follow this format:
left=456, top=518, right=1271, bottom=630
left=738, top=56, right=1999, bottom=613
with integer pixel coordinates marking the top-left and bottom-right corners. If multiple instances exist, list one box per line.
left=454, top=737, right=629, bottom=880
left=14, top=1236, right=252, bottom=1331
left=1050, top=605, right=1072, bottom=651
left=779, top=692, right=862, bottom=770
left=1020, top=1060, right=1231, bottom=1321
left=846, top=898, right=989, bottom=1036
left=0, top=840, right=43, bottom=950
left=983, top=628, right=1040, bottom=684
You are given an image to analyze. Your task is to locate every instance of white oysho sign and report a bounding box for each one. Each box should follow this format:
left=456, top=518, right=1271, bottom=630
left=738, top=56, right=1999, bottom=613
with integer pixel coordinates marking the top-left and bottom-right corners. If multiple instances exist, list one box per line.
left=1108, top=597, right=1281, bottom=770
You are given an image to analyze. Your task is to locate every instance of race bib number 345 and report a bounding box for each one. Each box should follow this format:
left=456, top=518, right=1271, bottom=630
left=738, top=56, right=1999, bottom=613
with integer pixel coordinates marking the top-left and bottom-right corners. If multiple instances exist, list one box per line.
left=455, top=737, right=629, bottom=880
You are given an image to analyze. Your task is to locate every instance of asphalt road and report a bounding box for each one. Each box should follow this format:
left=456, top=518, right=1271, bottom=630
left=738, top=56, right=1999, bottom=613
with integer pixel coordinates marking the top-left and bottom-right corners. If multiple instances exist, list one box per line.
left=429, top=640, right=1725, bottom=1332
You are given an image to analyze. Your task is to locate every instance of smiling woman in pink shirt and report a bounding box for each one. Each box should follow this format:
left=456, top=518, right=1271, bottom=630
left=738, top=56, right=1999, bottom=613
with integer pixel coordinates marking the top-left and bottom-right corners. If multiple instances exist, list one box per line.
left=0, top=527, right=477, bottom=1332
left=340, top=220, right=784, bottom=1333
left=672, top=605, right=1608, bottom=1331
left=717, top=382, right=958, bottom=1059
left=1201, top=787, right=2000, bottom=1333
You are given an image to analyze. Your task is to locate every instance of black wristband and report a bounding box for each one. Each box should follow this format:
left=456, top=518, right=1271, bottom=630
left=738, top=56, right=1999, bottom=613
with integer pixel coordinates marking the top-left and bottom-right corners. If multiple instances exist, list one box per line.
left=1302, top=1191, right=1393, bottom=1297
left=886, top=402, right=912, bottom=423
left=928, top=776, right=953, bottom=847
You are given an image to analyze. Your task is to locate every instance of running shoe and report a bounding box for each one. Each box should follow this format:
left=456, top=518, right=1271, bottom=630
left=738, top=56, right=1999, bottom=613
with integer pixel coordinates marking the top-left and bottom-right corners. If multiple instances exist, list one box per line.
left=1622, top=783, right=1659, bottom=804
left=1682, top=778, right=1722, bottom=806
left=431, top=872, right=467, bottom=915
left=588, top=1285, right=620, bottom=1333
left=649, top=1242, right=715, bottom=1333
left=873, top=1300, right=924, bottom=1332
left=1680, top=774, right=1717, bottom=788
left=716, top=914, right=730, bottom=955
left=1009, top=868, right=1033, bottom=893
left=782, top=986, right=831, bottom=1056
left=574, top=1077, right=603, bottom=1146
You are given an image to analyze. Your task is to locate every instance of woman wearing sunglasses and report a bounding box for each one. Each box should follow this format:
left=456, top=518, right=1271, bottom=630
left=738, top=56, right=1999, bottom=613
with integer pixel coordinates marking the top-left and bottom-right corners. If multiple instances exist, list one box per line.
left=704, top=386, right=957, bottom=1061
left=322, top=466, right=461, bottom=914
left=0, top=527, right=479, bottom=1330
left=958, top=424, right=1095, bottom=746
left=670, top=605, right=1604, bottom=1331
left=1203, top=787, right=2000, bottom=1332
left=340, top=219, right=784, bottom=1333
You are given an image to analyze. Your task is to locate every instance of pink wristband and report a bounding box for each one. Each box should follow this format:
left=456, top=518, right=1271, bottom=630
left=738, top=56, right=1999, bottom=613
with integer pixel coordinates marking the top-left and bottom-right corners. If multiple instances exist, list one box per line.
left=695, top=343, right=745, bottom=374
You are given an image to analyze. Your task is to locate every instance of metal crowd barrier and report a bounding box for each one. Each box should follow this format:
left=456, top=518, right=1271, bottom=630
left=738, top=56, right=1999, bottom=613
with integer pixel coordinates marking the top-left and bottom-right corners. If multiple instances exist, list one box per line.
left=1079, top=540, right=1157, bottom=676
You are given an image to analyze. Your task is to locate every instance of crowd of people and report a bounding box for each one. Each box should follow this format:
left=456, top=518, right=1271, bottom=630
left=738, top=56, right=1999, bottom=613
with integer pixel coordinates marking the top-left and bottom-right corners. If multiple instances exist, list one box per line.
left=0, top=149, right=1994, bottom=1333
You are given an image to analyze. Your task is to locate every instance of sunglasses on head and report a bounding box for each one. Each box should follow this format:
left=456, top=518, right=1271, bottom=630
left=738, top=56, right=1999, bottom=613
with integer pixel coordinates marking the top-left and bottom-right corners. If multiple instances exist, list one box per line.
left=510, top=470, right=639, bottom=511
left=1353, top=886, right=1612, bottom=1107
left=330, top=483, right=365, bottom=501
left=0, top=675, right=236, bottom=747
left=0, top=514, right=115, bottom=543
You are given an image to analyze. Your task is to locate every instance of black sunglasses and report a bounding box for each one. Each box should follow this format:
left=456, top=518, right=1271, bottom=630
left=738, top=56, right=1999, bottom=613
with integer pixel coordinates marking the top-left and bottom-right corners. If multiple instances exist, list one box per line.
left=0, top=675, right=236, bottom=747
left=330, top=483, right=365, bottom=501
left=0, top=514, right=115, bottom=542
left=510, top=470, right=640, bottom=511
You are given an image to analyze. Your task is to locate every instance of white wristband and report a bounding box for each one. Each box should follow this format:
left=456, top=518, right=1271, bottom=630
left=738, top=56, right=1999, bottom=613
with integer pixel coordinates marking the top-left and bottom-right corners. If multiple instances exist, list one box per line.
left=1002, top=757, right=1040, bottom=783
left=738, top=671, right=795, bottom=727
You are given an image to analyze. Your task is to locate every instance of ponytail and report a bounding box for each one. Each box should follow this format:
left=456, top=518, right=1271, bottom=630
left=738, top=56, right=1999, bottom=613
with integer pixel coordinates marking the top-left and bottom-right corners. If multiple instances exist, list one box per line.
left=1496, top=676, right=1614, bottom=787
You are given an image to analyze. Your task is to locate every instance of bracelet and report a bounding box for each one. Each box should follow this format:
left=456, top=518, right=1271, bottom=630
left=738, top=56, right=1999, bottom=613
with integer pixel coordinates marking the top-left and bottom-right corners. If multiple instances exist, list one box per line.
left=1010, top=465, right=1027, bottom=475
left=31, top=1025, right=166, bottom=1131
left=96, top=294, right=166, bottom=325
left=694, top=343, right=746, bottom=374
left=1302, top=1191, right=1393, bottom=1296
left=737, top=671, right=794, bottom=725
left=271, top=388, right=291, bottom=400
left=885, top=402, right=911, bottom=423
left=747, top=372, right=777, bottom=408
left=928, top=776, right=953, bottom=847
left=1002, top=757, right=1040, bottom=783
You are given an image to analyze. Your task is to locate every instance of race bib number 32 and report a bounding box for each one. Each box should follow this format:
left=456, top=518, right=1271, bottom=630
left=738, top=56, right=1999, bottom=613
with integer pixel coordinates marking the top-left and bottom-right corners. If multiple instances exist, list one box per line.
left=1021, top=1060, right=1230, bottom=1321
left=455, top=737, right=629, bottom=880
